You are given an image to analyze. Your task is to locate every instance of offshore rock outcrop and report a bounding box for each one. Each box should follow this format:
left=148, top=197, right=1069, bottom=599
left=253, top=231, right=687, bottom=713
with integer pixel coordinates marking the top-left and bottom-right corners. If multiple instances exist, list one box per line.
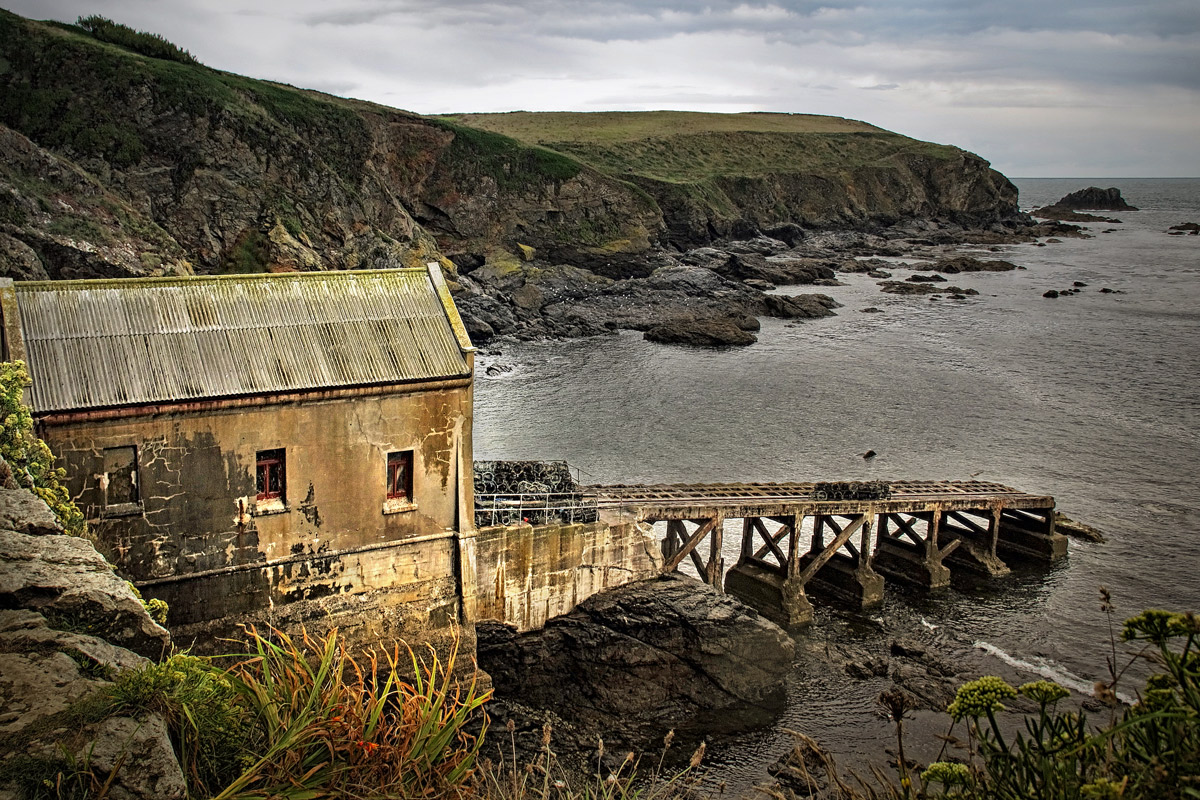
left=1050, top=187, right=1138, bottom=211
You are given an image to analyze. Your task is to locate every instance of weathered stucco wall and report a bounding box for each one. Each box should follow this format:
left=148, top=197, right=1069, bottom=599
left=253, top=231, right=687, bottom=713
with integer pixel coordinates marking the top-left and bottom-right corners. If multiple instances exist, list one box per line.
left=38, top=380, right=474, bottom=648
left=471, top=517, right=663, bottom=632
left=156, top=532, right=467, bottom=654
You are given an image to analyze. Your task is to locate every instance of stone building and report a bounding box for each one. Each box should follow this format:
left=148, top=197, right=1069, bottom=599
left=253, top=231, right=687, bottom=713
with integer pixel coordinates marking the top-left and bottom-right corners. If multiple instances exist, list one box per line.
left=0, top=266, right=480, bottom=648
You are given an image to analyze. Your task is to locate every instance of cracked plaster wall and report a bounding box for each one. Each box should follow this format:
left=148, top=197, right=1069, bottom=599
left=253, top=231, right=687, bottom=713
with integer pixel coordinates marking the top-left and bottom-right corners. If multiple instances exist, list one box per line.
left=39, top=384, right=472, bottom=645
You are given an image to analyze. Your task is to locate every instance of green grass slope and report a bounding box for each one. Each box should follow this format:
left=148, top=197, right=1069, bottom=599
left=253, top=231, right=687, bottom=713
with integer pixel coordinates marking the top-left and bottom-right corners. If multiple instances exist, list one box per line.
left=443, top=111, right=960, bottom=183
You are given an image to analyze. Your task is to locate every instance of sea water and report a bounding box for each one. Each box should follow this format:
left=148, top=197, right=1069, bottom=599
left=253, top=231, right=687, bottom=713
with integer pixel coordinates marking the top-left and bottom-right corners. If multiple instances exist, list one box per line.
left=473, top=178, right=1200, bottom=785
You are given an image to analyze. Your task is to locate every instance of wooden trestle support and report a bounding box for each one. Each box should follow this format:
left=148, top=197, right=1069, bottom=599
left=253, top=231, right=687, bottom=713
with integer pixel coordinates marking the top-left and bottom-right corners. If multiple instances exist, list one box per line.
left=592, top=481, right=1068, bottom=630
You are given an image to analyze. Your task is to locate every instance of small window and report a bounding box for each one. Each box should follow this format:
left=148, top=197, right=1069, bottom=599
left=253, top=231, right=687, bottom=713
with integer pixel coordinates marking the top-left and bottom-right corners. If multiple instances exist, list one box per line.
left=387, top=451, right=414, bottom=501
left=256, top=449, right=286, bottom=502
left=102, top=446, right=139, bottom=509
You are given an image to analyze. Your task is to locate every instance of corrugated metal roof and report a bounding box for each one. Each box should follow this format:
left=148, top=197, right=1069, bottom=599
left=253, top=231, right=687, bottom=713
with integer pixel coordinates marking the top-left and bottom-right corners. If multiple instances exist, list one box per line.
left=15, top=268, right=472, bottom=413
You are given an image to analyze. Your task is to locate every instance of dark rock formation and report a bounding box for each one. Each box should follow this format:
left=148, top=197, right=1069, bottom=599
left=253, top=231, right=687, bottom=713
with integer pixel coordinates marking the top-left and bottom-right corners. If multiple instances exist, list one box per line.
left=1050, top=187, right=1138, bottom=211
left=759, top=293, right=841, bottom=319
left=1168, top=222, right=1200, bottom=235
left=476, top=574, right=794, bottom=748
left=931, top=256, right=1019, bottom=273
left=644, top=316, right=758, bottom=346
left=877, top=282, right=977, bottom=296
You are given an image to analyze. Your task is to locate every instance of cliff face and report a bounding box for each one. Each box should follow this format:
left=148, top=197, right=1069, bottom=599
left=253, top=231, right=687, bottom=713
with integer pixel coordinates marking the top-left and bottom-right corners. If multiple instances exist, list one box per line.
left=0, top=10, right=1019, bottom=285
left=452, top=112, right=1021, bottom=249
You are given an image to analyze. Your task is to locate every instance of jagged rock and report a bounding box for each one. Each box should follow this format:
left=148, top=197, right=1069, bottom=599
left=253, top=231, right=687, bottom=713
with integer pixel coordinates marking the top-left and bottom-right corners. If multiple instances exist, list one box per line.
left=759, top=293, right=839, bottom=320
left=476, top=574, right=794, bottom=747
left=717, top=253, right=835, bottom=286
left=0, top=611, right=186, bottom=800
left=1049, top=187, right=1138, bottom=211
left=0, top=231, right=50, bottom=281
left=1054, top=512, right=1106, bottom=543
left=906, top=273, right=946, bottom=283
left=878, top=281, right=976, bottom=296
left=931, top=256, right=1018, bottom=273
left=0, top=487, right=61, bottom=536
left=644, top=315, right=758, bottom=346
left=0, top=493, right=170, bottom=659
left=1168, top=222, right=1199, bottom=234
left=1044, top=290, right=1060, bottom=298
left=725, top=236, right=790, bottom=255
left=860, top=307, right=884, bottom=313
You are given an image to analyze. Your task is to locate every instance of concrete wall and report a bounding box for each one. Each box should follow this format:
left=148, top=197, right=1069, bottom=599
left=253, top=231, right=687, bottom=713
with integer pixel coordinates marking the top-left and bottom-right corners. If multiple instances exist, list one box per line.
left=470, top=517, right=663, bottom=632
left=38, top=380, right=474, bottom=648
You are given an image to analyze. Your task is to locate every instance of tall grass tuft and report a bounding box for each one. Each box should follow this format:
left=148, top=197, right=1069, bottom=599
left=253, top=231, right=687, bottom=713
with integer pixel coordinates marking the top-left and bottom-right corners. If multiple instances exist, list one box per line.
left=213, top=626, right=489, bottom=800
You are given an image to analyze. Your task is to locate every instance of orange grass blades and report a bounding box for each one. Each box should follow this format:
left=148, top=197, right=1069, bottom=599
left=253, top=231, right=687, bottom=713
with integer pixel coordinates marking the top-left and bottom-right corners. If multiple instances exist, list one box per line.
left=213, top=626, right=490, bottom=800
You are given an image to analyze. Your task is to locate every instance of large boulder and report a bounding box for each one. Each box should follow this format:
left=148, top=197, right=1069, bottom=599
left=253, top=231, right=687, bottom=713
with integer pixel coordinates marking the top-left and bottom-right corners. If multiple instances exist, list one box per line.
left=477, top=573, right=795, bottom=747
left=644, top=315, right=758, bottom=346
left=930, top=255, right=1019, bottom=273
left=758, top=293, right=840, bottom=320
left=0, top=610, right=187, bottom=800
left=0, top=488, right=169, bottom=660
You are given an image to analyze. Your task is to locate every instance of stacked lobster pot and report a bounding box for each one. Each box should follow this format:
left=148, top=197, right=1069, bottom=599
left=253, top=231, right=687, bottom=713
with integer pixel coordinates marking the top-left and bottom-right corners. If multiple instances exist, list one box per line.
left=473, top=460, right=599, bottom=528
left=811, top=481, right=892, bottom=501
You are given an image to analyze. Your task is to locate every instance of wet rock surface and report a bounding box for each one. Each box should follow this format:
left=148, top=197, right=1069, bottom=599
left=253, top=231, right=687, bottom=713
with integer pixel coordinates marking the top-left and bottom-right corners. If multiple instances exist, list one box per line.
left=644, top=315, right=759, bottom=346
left=454, top=216, right=1041, bottom=346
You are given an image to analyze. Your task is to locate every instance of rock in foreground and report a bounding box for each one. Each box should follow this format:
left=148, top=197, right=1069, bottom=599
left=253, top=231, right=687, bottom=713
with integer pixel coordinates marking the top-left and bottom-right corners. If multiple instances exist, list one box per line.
left=0, top=481, right=184, bottom=800
left=477, top=574, right=794, bottom=747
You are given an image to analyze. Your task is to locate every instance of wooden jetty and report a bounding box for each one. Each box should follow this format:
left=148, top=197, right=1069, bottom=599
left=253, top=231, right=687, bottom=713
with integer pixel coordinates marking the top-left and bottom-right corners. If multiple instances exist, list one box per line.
left=591, top=480, right=1067, bottom=628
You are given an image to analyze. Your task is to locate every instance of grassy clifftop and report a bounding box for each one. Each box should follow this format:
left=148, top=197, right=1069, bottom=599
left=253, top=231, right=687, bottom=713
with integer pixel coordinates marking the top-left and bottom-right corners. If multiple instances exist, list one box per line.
left=444, top=111, right=959, bottom=183
left=444, top=111, right=1015, bottom=244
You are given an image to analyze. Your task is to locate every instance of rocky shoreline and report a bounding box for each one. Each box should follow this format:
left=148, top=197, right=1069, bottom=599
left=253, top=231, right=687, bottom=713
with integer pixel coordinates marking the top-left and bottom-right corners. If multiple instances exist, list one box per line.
left=451, top=215, right=1085, bottom=347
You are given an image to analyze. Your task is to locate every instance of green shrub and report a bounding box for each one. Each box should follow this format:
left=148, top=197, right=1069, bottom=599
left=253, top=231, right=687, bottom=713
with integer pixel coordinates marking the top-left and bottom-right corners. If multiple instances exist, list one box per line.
left=75, top=15, right=199, bottom=66
left=0, top=361, right=86, bottom=536
left=909, top=605, right=1200, bottom=800
left=105, top=653, right=251, bottom=796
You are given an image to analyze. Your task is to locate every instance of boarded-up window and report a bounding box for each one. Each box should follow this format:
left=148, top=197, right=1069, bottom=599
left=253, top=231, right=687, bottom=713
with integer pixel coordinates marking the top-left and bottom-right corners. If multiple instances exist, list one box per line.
left=103, top=446, right=138, bottom=506
left=387, top=451, right=413, bottom=501
left=256, top=449, right=286, bottom=502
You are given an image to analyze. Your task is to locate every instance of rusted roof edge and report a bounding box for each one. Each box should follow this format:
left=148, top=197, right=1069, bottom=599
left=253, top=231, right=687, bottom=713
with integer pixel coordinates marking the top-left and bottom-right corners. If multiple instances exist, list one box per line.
left=426, top=262, right=475, bottom=354
left=34, top=374, right=472, bottom=425
left=12, top=267, right=430, bottom=292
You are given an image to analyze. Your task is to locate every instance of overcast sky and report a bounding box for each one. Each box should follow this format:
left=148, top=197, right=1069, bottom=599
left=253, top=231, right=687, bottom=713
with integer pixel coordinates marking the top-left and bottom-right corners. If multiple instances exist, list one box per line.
left=9, top=0, right=1199, bottom=177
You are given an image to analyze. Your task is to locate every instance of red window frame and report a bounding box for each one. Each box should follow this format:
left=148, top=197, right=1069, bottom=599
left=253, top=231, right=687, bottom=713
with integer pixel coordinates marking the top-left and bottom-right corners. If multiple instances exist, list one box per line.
left=256, top=449, right=286, bottom=502
left=387, top=451, right=413, bottom=501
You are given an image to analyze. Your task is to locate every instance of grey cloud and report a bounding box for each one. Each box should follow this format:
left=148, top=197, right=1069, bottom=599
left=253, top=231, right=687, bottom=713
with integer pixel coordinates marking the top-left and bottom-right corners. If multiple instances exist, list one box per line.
left=862, top=83, right=899, bottom=91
